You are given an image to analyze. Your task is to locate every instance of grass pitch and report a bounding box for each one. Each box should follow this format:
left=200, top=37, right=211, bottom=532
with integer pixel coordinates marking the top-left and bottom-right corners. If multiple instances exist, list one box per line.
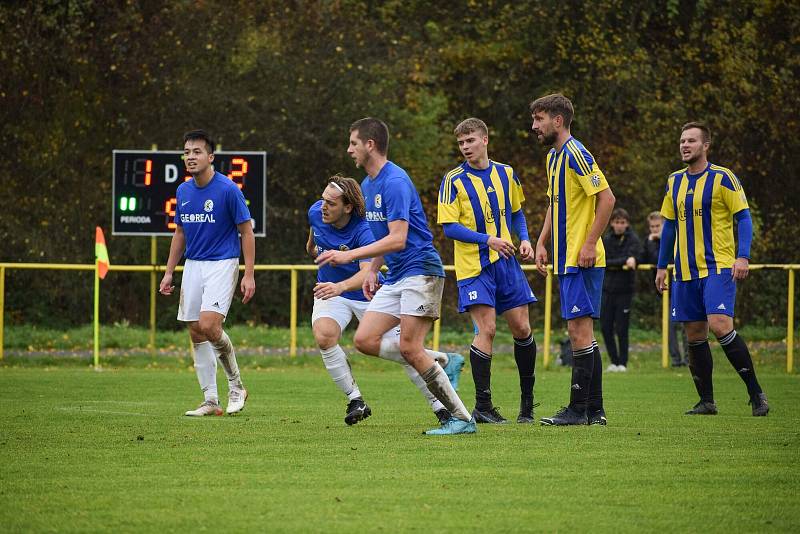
left=1, top=356, right=798, bottom=532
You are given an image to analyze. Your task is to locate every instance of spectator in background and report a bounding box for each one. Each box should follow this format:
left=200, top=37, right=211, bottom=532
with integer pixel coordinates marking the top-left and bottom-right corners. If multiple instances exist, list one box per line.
left=641, top=211, right=688, bottom=367
left=601, top=208, right=642, bottom=372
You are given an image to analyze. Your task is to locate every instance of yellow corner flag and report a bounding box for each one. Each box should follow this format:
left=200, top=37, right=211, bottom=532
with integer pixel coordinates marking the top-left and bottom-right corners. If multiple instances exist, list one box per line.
left=95, top=226, right=110, bottom=279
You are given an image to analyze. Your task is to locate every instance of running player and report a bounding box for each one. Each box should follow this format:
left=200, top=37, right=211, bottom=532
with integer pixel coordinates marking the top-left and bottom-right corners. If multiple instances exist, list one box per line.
left=655, top=122, right=769, bottom=416
left=437, top=117, right=538, bottom=424
left=317, top=117, right=475, bottom=435
left=159, top=130, right=254, bottom=416
left=308, top=175, right=455, bottom=426
left=530, top=94, right=616, bottom=426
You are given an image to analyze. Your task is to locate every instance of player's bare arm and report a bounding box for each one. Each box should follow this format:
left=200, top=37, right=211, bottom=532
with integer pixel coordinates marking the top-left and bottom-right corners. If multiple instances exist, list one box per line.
left=314, top=261, right=372, bottom=300
left=238, top=221, right=256, bottom=304
left=306, top=228, right=318, bottom=258
left=535, top=205, right=552, bottom=276
left=578, top=188, right=616, bottom=268
left=316, top=220, right=408, bottom=267
left=159, top=226, right=186, bottom=296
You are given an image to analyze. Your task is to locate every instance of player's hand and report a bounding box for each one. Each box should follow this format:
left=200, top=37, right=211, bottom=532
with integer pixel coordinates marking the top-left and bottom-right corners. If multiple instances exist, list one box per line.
left=487, top=236, right=516, bottom=259
left=655, top=268, right=668, bottom=295
left=314, top=281, right=343, bottom=300
left=362, top=271, right=380, bottom=301
left=625, top=256, right=637, bottom=270
left=315, top=249, right=352, bottom=267
left=578, top=241, right=597, bottom=268
left=519, top=240, right=534, bottom=262
left=159, top=273, right=174, bottom=296
left=240, top=273, right=256, bottom=304
left=732, top=257, right=749, bottom=281
left=535, top=242, right=549, bottom=276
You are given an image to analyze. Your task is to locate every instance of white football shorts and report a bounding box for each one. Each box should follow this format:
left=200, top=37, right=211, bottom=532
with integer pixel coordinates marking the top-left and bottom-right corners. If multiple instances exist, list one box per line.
left=177, top=258, right=239, bottom=322
left=311, top=295, right=370, bottom=332
left=367, top=275, right=444, bottom=319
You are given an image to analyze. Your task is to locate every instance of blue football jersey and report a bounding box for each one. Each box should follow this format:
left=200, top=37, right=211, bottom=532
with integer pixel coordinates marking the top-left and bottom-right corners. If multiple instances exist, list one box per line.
left=361, top=161, right=444, bottom=284
left=175, top=172, right=251, bottom=260
left=308, top=200, right=377, bottom=302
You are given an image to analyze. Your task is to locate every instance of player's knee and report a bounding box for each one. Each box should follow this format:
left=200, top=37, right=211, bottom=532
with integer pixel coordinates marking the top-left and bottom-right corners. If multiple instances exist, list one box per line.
left=353, top=330, right=378, bottom=356
left=198, top=318, right=222, bottom=342
left=509, top=321, right=531, bottom=340
left=708, top=316, right=733, bottom=338
left=313, top=327, right=338, bottom=350
left=477, top=322, right=497, bottom=341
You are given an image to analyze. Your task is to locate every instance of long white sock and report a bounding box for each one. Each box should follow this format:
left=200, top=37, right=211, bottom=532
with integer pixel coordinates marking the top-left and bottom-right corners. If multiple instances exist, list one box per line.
left=320, top=345, right=361, bottom=400
left=421, top=364, right=471, bottom=421
left=193, top=341, right=218, bottom=403
left=402, top=364, right=445, bottom=412
left=378, top=334, right=449, bottom=366
left=211, top=331, right=243, bottom=390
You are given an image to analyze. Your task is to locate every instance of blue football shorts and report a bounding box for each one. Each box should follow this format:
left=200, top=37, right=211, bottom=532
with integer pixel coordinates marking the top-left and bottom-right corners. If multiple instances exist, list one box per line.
left=558, top=267, right=604, bottom=320
left=670, top=270, right=736, bottom=322
left=457, top=256, right=537, bottom=314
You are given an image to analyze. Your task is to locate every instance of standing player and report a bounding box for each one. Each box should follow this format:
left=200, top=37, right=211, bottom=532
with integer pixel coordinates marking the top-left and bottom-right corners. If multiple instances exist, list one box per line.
left=159, top=130, right=254, bottom=416
left=307, top=175, right=455, bottom=426
left=655, top=122, right=769, bottom=416
left=530, top=94, right=616, bottom=426
left=437, top=118, right=538, bottom=424
left=317, top=117, right=475, bottom=435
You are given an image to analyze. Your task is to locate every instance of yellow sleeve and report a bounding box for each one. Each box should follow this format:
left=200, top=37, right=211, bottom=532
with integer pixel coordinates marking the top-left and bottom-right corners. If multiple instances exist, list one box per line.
left=720, top=172, right=749, bottom=214
left=507, top=167, right=525, bottom=212
left=660, top=178, right=676, bottom=220
left=545, top=153, right=553, bottom=200
left=569, top=147, right=609, bottom=197
left=437, top=174, right=461, bottom=224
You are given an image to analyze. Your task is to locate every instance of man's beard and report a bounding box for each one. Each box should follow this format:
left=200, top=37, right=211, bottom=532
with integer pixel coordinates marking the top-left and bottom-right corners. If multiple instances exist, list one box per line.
left=540, top=131, right=557, bottom=145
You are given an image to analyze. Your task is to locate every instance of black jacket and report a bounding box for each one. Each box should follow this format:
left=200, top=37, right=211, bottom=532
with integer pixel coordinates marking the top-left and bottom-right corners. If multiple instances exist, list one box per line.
left=602, top=227, right=642, bottom=293
left=641, top=235, right=661, bottom=265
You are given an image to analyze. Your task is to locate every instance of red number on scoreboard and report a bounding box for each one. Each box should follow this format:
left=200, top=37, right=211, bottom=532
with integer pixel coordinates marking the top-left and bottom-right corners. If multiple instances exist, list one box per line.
left=165, top=198, right=177, bottom=230
left=227, top=157, right=248, bottom=189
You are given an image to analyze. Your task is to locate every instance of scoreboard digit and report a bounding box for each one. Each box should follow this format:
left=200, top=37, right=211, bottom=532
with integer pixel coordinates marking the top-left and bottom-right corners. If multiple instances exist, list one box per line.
left=112, top=150, right=267, bottom=236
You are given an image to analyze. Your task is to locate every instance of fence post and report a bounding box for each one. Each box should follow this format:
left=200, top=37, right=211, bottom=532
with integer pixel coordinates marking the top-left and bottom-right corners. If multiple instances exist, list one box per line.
left=433, top=318, right=441, bottom=352
left=290, top=269, right=298, bottom=357
left=788, top=268, right=795, bottom=373
left=149, top=236, right=157, bottom=352
left=662, top=268, right=670, bottom=368
left=0, top=266, right=4, bottom=360
left=543, top=266, right=552, bottom=367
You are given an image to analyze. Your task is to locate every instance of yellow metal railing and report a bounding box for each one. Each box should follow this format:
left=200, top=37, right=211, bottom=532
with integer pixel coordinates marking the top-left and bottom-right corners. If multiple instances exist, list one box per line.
left=0, top=262, right=797, bottom=372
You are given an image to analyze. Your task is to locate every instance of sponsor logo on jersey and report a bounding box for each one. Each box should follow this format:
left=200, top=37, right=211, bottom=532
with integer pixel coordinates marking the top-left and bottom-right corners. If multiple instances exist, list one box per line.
left=180, top=213, right=216, bottom=223
left=365, top=211, right=387, bottom=222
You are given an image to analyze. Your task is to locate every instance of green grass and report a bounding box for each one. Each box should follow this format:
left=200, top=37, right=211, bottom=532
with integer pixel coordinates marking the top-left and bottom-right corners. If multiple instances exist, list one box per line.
left=1, top=355, right=799, bottom=532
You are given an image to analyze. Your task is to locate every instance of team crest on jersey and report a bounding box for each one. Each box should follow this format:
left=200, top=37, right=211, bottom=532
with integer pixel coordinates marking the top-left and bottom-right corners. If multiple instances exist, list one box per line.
left=339, top=244, right=350, bottom=251
left=204, top=199, right=214, bottom=212
left=590, top=174, right=601, bottom=187
left=374, top=194, right=382, bottom=208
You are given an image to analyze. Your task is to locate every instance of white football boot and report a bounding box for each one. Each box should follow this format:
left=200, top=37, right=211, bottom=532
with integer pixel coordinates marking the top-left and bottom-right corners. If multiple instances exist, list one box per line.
left=185, top=400, right=223, bottom=416
left=226, top=388, right=248, bottom=415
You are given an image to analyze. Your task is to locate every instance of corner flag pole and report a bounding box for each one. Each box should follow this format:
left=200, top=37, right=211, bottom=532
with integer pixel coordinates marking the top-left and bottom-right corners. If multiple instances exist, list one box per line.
left=94, top=259, right=100, bottom=369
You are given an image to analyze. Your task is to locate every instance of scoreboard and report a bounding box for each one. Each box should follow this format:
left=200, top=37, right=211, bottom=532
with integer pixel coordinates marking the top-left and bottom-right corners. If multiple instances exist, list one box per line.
left=112, top=150, right=267, bottom=236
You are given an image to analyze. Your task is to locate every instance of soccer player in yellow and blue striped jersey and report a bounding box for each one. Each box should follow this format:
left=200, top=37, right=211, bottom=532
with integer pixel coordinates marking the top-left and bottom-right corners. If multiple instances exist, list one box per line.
left=655, top=122, right=768, bottom=416
left=437, top=118, right=538, bottom=424
left=530, top=94, right=616, bottom=426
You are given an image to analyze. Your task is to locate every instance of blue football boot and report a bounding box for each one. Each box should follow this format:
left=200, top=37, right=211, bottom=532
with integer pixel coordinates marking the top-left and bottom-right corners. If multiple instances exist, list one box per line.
left=442, top=353, right=465, bottom=390
left=423, top=416, right=477, bottom=435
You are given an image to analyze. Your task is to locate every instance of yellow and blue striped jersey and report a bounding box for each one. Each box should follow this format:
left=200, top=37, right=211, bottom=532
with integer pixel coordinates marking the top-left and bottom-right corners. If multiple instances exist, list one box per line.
left=545, top=137, right=609, bottom=274
left=660, top=163, right=749, bottom=281
left=437, top=161, right=525, bottom=281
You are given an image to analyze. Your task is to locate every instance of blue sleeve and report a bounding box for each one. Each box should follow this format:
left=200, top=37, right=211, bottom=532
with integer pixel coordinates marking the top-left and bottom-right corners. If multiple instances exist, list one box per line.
left=657, top=219, right=676, bottom=269
left=355, top=221, right=378, bottom=263
left=385, top=178, right=411, bottom=222
left=510, top=210, right=530, bottom=241
left=443, top=222, right=489, bottom=245
left=228, top=185, right=251, bottom=225
left=734, top=209, right=752, bottom=259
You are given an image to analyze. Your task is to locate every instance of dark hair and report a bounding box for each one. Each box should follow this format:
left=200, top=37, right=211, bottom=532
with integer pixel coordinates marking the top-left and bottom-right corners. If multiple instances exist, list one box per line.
left=611, top=208, right=630, bottom=222
left=350, top=117, right=389, bottom=155
left=681, top=121, right=711, bottom=144
left=328, top=174, right=366, bottom=218
left=454, top=117, right=488, bottom=137
left=183, top=129, right=215, bottom=154
left=529, top=93, right=574, bottom=128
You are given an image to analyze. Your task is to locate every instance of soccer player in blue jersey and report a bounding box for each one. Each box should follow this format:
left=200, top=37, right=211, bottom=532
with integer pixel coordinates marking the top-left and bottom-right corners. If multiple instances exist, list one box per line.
left=530, top=94, right=616, bottom=426
left=159, top=130, right=255, bottom=416
left=316, top=117, right=475, bottom=435
left=655, top=122, right=769, bottom=416
left=437, top=118, right=538, bottom=424
left=307, top=175, right=453, bottom=426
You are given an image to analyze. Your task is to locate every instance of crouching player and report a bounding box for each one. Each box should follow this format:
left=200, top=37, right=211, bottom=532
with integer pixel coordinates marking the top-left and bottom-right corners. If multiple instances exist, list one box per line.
left=308, top=175, right=457, bottom=425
